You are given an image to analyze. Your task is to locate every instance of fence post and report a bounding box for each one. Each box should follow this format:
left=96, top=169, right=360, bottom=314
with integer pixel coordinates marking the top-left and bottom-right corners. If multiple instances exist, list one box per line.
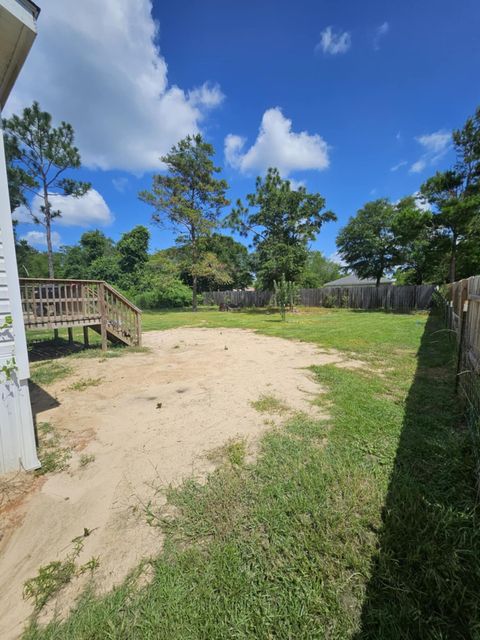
left=455, top=280, right=468, bottom=393
left=136, top=311, right=142, bottom=347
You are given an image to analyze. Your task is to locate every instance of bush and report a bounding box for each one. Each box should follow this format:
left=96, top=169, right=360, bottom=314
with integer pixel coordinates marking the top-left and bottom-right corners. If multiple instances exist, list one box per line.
left=134, top=280, right=192, bottom=309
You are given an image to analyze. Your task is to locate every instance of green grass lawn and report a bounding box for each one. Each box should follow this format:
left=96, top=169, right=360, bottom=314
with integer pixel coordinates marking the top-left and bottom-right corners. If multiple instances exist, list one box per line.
left=24, top=308, right=480, bottom=639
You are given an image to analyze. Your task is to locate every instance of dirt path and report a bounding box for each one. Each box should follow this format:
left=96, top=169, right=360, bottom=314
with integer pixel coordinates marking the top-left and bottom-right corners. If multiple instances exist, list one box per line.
left=0, top=328, right=361, bottom=638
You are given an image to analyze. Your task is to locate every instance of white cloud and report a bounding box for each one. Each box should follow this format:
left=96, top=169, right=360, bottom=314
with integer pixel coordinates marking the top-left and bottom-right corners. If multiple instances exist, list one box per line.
left=14, top=189, right=114, bottom=228
left=390, top=160, right=408, bottom=172
left=225, top=108, right=330, bottom=177
left=410, top=159, right=427, bottom=174
left=374, top=22, right=389, bottom=50
left=6, top=0, right=224, bottom=173
left=416, top=131, right=451, bottom=154
left=315, top=27, right=351, bottom=55
left=409, top=129, right=451, bottom=174
left=21, top=230, right=62, bottom=249
left=112, top=177, right=129, bottom=193
left=188, top=83, right=224, bottom=108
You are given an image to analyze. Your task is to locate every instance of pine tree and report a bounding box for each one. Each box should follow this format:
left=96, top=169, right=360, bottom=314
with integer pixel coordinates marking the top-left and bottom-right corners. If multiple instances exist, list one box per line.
left=3, top=102, right=90, bottom=277
left=139, top=134, right=229, bottom=310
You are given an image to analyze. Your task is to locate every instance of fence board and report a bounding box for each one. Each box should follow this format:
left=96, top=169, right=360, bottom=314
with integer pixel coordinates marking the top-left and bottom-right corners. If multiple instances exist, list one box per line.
left=204, top=284, right=435, bottom=312
left=444, top=275, right=480, bottom=485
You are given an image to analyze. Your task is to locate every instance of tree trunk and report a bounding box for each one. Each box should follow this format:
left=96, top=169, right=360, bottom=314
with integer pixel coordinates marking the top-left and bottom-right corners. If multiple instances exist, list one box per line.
left=191, top=227, right=198, bottom=311
left=192, top=274, right=198, bottom=312
left=43, top=188, right=58, bottom=339
left=43, top=188, right=54, bottom=278
left=376, top=274, right=381, bottom=287
left=46, top=219, right=54, bottom=279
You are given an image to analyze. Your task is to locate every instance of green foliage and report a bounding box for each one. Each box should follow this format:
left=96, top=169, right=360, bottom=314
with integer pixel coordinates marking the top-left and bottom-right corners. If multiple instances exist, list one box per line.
left=337, top=198, right=398, bottom=285
left=15, top=239, right=62, bottom=278
left=134, top=280, right=192, bottom=309
left=228, top=168, right=336, bottom=289
left=300, top=250, right=342, bottom=287
left=24, top=557, right=77, bottom=612
left=140, top=134, right=229, bottom=309
left=322, top=292, right=338, bottom=308
left=80, top=230, right=114, bottom=264
left=3, top=101, right=90, bottom=277
left=251, top=394, right=289, bottom=414
left=1, top=357, right=17, bottom=381
left=171, top=234, right=253, bottom=292
left=117, top=225, right=149, bottom=275
left=206, top=438, right=247, bottom=468
left=61, top=230, right=117, bottom=280
left=391, top=196, right=442, bottom=284
left=79, top=454, right=96, bottom=468
left=199, top=234, right=253, bottom=290
left=0, top=314, right=12, bottom=330
left=30, top=360, right=73, bottom=385
left=36, top=422, right=71, bottom=476
left=86, top=254, right=122, bottom=283
left=420, top=106, right=480, bottom=282
left=23, top=535, right=99, bottom=613
left=68, top=377, right=102, bottom=391
left=4, top=135, right=35, bottom=211
left=273, top=273, right=298, bottom=320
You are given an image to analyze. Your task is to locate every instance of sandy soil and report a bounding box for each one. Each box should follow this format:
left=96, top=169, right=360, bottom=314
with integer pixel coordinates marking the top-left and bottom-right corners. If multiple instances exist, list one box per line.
left=0, top=328, right=362, bottom=639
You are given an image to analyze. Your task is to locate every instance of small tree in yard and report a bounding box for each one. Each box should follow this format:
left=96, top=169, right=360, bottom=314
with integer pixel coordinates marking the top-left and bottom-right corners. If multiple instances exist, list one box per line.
left=3, top=102, right=90, bottom=278
left=273, top=274, right=297, bottom=321
left=139, top=135, right=229, bottom=310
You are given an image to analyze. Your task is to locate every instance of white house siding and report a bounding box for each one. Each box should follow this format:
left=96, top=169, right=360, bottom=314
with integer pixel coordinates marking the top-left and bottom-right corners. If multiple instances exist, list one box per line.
left=0, top=124, right=39, bottom=473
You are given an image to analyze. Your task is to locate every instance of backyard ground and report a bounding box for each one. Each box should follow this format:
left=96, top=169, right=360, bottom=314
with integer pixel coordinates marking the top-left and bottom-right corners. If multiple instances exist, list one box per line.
left=1, top=307, right=479, bottom=639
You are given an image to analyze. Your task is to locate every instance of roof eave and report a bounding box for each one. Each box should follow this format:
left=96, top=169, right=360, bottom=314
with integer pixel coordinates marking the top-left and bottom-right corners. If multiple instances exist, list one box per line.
left=0, top=0, right=39, bottom=110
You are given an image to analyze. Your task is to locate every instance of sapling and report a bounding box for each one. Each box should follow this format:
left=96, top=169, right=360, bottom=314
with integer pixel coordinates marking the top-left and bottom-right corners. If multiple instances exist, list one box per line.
left=273, top=274, right=297, bottom=321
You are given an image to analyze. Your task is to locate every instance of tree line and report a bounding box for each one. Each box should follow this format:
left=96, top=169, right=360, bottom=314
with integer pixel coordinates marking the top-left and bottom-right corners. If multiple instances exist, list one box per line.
left=4, top=102, right=480, bottom=311
left=337, top=107, right=480, bottom=285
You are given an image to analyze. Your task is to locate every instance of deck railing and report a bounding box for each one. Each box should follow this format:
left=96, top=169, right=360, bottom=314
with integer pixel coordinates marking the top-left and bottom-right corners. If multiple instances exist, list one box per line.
left=19, top=278, right=142, bottom=348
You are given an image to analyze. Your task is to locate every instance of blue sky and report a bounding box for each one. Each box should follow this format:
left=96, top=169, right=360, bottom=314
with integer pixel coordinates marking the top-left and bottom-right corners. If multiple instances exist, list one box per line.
left=8, top=0, right=480, bottom=260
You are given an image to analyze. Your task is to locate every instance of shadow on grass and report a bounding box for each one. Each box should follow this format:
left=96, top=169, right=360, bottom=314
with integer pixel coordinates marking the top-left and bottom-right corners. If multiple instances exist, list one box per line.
left=27, top=337, right=128, bottom=362
left=28, top=338, right=90, bottom=362
left=355, top=312, right=480, bottom=639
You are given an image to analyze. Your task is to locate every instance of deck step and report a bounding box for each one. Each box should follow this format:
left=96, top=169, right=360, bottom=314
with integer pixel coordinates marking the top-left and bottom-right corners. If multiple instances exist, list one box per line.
left=90, top=323, right=135, bottom=347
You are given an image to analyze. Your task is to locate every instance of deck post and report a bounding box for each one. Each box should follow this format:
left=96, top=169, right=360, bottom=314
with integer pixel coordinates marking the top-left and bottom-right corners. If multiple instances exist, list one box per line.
left=68, top=327, right=74, bottom=344
left=136, top=312, right=142, bottom=346
left=83, top=326, right=89, bottom=348
left=99, top=282, right=108, bottom=351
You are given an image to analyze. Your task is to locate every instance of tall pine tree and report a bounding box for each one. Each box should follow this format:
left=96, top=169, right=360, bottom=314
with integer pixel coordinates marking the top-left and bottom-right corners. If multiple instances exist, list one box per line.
left=140, top=134, right=229, bottom=310
left=3, top=102, right=90, bottom=277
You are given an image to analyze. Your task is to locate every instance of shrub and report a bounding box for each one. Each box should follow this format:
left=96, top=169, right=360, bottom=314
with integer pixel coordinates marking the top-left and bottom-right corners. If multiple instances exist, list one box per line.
left=135, top=280, right=192, bottom=309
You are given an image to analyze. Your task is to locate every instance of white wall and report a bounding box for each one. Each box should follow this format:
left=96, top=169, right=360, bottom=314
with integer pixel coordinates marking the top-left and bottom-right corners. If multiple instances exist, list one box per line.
left=0, top=121, right=39, bottom=473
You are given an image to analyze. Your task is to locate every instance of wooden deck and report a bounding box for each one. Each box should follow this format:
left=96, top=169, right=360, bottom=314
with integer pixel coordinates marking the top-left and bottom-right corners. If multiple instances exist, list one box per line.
left=19, top=278, right=142, bottom=350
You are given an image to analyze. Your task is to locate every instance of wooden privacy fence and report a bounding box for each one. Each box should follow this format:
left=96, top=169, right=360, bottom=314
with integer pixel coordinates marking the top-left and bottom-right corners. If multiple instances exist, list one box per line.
left=204, top=284, right=435, bottom=312
left=19, top=278, right=142, bottom=350
left=445, top=275, right=480, bottom=480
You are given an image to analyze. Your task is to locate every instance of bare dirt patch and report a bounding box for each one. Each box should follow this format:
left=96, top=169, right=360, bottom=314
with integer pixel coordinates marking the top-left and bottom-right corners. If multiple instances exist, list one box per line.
left=0, top=328, right=363, bottom=638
